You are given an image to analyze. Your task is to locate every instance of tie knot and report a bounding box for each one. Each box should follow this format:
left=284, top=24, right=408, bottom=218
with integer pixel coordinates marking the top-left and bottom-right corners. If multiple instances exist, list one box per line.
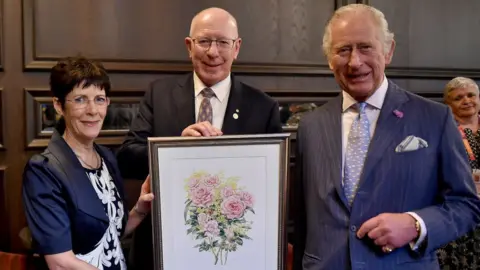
left=356, top=102, right=367, bottom=113
left=201, top=88, right=215, bottom=98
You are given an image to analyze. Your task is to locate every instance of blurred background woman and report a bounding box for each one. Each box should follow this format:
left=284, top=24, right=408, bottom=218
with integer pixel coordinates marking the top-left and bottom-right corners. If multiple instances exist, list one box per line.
left=22, top=57, right=153, bottom=270
left=438, top=76, right=480, bottom=270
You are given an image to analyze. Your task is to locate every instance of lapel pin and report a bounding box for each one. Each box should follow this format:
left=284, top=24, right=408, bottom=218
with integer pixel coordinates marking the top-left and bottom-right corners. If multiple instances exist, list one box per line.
left=233, top=113, right=239, bottom=119
left=393, top=109, right=403, bottom=118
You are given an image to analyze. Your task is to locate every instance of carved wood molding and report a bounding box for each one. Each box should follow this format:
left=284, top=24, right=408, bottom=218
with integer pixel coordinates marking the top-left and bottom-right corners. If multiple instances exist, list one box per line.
left=22, top=86, right=443, bottom=149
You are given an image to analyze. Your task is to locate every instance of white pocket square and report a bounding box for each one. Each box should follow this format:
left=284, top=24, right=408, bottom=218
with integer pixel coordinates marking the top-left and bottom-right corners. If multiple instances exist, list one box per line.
left=395, top=135, right=428, bottom=153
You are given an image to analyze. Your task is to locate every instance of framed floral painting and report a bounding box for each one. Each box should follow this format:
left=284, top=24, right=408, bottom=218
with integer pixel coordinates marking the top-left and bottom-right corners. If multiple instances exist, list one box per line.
left=148, top=134, right=290, bottom=270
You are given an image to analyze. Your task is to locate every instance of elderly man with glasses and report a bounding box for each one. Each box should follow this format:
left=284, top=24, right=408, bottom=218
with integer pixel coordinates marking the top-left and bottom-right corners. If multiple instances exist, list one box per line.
left=116, top=7, right=282, bottom=270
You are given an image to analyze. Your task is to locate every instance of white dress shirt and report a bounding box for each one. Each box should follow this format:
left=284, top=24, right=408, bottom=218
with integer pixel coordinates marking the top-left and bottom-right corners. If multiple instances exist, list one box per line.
left=193, top=72, right=231, bottom=130
left=341, top=76, right=427, bottom=250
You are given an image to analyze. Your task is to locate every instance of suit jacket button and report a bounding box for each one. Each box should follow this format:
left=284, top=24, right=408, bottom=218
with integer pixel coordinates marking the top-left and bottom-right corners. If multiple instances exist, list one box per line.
left=351, top=225, right=357, bottom=232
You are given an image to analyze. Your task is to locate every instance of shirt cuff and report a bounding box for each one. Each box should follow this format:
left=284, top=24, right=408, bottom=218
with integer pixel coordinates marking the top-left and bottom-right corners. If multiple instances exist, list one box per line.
left=406, top=212, right=427, bottom=251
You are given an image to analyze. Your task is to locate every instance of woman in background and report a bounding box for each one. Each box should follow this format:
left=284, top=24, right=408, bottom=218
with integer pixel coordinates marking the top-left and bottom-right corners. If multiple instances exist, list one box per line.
left=22, top=56, right=153, bottom=270
left=438, top=76, right=480, bottom=270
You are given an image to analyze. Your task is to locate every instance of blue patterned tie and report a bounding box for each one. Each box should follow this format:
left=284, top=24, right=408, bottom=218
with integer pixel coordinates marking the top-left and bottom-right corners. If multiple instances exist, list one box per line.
left=344, top=102, right=371, bottom=205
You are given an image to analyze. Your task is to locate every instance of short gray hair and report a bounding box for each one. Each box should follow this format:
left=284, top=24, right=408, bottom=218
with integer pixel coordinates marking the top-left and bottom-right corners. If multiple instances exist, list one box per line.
left=443, top=77, right=479, bottom=102
left=322, top=4, right=394, bottom=57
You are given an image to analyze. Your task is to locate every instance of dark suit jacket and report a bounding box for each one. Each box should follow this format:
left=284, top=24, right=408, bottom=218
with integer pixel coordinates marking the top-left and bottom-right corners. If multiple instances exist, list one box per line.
left=293, top=81, right=480, bottom=270
left=22, top=130, right=127, bottom=256
left=116, top=73, right=282, bottom=269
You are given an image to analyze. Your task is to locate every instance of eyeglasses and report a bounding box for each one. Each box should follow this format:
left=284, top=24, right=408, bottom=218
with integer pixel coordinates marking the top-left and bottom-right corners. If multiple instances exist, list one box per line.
left=66, top=95, right=109, bottom=109
left=191, top=37, right=237, bottom=51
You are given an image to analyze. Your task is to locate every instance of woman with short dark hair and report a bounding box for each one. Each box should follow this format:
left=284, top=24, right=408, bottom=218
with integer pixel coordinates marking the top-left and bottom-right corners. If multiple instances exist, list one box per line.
left=22, top=56, right=153, bottom=270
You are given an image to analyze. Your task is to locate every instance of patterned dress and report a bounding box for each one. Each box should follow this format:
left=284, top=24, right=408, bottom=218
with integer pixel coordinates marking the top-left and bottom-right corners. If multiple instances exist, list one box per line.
left=437, top=127, right=480, bottom=270
left=75, top=159, right=127, bottom=270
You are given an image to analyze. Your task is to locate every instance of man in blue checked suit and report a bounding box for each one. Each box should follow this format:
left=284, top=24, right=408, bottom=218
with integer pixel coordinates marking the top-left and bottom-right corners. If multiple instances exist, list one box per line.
left=292, top=4, right=480, bottom=270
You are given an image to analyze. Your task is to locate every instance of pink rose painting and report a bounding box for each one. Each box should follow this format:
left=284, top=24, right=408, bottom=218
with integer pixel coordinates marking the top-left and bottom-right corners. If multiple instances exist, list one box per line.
left=184, top=171, right=255, bottom=265
left=221, top=196, right=246, bottom=219
left=189, top=185, right=214, bottom=207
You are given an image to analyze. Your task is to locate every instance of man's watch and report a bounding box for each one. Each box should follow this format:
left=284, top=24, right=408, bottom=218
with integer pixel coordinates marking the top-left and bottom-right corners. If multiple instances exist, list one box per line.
left=414, top=219, right=421, bottom=240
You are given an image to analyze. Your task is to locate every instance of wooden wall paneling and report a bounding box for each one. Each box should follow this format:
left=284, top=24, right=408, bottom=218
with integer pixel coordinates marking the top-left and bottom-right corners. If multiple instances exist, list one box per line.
left=0, top=0, right=4, bottom=71
left=416, top=92, right=443, bottom=103
left=267, top=89, right=340, bottom=129
left=7, top=0, right=478, bottom=255
left=22, top=0, right=340, bottom=75
left=3, top=0, right=29, bottom=253
left=0, top=167, right=8, bottom=251
left=0, top=89, right=4, bottom=149
left=363, top=0, right=480, bottom=79
left=25, top=88, right=53, bottom=148
left=25, top=88, right=145, bottom=149
left=335, top=0, right=351, bottom=9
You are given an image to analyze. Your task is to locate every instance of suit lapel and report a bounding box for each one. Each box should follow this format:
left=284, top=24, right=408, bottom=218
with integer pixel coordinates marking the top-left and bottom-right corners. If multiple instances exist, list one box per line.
left=47, top=131, right=109, bottom=223
left=173, top=74, right=196, bottom=133
left=322, top=96, right=350, bottom=209
left=221, top=75, right=243, bottom=135
left=359, top=81, right=409, bottom=188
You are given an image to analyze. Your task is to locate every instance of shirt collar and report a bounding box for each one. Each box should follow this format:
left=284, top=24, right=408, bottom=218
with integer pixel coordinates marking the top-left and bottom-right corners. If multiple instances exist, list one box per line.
left=342, top=75, right=389, bottom=112
left=193, top=72, right=231, bottom=103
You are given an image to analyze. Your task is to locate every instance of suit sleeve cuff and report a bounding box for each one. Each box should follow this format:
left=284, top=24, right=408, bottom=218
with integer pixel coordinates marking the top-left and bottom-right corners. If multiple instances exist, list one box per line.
left=407, top=212, right=427, bottom=250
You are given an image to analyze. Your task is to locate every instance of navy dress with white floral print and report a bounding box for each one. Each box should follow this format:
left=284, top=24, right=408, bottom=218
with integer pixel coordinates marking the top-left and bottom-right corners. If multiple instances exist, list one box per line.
left=437, top=127, right=480, bottom=270
left=75, top=159, right=126, bottom=270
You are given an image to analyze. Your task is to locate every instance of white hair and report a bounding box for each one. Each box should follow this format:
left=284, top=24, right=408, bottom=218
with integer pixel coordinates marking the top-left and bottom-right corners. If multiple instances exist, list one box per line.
left=322, top=4, right=394, bottom=57
left=443, top=77, right=479, bottom=102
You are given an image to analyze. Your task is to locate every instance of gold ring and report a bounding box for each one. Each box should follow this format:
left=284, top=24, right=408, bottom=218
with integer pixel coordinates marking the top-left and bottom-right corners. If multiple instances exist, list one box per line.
left=382, top=246, right=393, bottom=253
